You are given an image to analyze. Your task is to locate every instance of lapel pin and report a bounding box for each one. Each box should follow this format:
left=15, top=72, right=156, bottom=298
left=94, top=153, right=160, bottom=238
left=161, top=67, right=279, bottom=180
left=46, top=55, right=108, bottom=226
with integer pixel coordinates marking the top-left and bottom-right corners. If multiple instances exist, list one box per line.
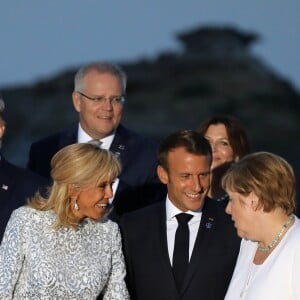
left=114, top=151, right=121, bottom=157
left=118, top=144, right=125, bottom=150
left=205, top=217, right=214, bottom=229
left=1, top=184, right=8, bottom=191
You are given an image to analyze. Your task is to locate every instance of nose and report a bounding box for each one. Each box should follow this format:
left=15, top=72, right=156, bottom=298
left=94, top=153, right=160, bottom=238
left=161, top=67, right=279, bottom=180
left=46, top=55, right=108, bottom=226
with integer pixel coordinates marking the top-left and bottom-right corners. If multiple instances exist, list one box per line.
left=102, top=98, right=113, bottom=111
left=192, top=176, right=202, bottom=192
left=225, top=201, right=232, bottom=215
left=105, top=184, right=113, bottom=199
left=210, top=142, right=217, bottom=153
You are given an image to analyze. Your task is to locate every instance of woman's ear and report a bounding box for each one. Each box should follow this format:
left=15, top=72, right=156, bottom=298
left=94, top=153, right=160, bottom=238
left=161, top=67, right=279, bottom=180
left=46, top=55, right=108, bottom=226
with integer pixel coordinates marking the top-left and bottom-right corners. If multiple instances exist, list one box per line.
left=67, top=184, right=80, bottom=198
left=249, top=192, right=259, bottom=211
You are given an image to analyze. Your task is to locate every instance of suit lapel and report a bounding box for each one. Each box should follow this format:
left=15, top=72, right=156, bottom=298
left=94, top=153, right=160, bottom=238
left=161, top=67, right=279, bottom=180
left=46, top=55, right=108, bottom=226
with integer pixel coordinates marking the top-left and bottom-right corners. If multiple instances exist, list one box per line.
left=110, top=125, right=129, bottom=163
left=156, top=203, right=179, bottom=297
left=180, top=200, right=218, bottom=295
left=0, top=158, right=15, bottom=198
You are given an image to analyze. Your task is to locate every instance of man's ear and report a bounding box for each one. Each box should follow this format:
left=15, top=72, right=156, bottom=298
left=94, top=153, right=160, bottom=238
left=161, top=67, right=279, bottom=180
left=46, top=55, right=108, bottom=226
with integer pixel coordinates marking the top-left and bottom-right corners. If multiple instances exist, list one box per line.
left=72, top=92, right=81, bottom=113
left=157, top=165, right=169, bottom=185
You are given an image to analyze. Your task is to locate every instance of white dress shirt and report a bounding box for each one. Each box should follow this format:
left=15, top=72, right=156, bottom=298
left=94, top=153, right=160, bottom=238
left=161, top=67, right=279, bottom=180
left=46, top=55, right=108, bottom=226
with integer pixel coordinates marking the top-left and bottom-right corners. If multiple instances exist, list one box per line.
left=77, top=123, right=118, bottom=203
left=77, top=123, right=115, bottom=149
left=166, top=196, right=202, bottom=265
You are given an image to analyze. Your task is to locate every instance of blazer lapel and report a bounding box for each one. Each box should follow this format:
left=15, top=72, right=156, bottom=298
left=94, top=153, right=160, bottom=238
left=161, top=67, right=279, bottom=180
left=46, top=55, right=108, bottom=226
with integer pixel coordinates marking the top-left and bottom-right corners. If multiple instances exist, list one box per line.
left=0, top=158, right=14, bottom=198
left=180, top=201, right=217, bottom=295
left=110, top=125, right=128, bottom=163
left=156, top=203, right=179, bottom=296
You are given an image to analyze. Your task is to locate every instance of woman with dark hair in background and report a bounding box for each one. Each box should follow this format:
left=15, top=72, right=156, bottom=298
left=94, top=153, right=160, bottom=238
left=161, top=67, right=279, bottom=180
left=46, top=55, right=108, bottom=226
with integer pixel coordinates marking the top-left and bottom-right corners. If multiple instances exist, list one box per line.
left=197, top=115, right=250, bottom=203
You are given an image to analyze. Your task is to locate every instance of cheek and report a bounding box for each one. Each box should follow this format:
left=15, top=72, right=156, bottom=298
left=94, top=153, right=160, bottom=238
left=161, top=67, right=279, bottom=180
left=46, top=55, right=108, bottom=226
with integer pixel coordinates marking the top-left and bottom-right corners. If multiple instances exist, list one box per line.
left=220, top=148, right=234, bottom=161
left=113, top=108, right=123, bottom=119
left=202, top=178, right=210, bottom=189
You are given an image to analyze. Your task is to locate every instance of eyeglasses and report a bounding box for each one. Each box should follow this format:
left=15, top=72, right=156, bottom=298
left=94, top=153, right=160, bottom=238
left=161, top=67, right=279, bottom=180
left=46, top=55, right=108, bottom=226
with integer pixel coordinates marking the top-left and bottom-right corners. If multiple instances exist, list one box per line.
left=77, top=91, right=125, bottom=105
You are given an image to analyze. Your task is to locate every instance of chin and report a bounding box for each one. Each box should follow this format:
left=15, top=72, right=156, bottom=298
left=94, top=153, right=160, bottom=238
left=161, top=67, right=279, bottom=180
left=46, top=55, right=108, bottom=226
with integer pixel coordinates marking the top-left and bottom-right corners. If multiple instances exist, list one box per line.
left=236, top=229, right=247, bottom=239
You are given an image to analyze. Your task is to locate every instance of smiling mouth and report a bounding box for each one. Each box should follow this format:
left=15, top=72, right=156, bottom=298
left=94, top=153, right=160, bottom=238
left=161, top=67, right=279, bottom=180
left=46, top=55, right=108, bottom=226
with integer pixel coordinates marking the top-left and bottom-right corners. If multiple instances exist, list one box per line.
left=98, top=115, right=112, bottom=120
left=97, top=203, right=109, bottom=208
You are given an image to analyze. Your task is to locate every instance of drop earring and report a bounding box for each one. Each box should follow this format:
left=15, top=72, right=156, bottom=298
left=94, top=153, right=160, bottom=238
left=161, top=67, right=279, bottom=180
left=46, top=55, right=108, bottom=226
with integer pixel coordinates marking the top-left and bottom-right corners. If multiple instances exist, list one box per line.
left=74, top=198, right=79, bottom=210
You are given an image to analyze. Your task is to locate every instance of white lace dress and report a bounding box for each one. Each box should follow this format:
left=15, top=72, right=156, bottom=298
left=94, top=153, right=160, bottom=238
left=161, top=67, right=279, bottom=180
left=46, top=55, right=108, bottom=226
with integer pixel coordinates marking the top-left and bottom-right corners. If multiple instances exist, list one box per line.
left=0, top=206, right=129, bottom=300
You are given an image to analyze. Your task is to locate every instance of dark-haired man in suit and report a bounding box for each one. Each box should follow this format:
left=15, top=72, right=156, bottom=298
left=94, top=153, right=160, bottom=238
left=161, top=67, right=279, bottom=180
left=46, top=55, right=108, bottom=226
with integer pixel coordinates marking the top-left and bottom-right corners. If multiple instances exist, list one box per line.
left=27, top=62, right=165, bottom=220
left=120, top=130, right=240, bottom=300
left=0, top=97, right=47, bottom=241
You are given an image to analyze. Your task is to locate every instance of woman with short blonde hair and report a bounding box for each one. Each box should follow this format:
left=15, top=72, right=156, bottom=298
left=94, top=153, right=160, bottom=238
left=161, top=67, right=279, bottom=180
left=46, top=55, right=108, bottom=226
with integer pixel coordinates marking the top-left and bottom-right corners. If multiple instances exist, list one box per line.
left=223, top=152, right=299, bottom=299
left=0, top=143, right=129, bottom=299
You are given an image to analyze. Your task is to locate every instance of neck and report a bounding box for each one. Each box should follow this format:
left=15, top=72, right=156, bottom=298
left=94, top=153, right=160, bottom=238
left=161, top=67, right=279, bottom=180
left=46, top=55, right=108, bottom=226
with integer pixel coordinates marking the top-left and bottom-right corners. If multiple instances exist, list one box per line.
left=257, top=211, right=294, bottom=251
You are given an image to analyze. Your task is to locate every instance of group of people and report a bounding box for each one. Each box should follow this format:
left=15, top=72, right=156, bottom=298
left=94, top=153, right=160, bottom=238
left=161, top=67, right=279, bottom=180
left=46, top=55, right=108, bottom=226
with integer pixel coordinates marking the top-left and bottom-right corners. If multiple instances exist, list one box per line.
left=0, top=61, right=299, bottom=299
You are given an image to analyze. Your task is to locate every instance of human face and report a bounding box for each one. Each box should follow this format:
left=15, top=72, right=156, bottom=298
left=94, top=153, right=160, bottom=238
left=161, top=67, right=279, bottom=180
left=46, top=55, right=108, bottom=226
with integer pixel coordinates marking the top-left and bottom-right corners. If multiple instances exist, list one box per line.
left=205, top=124, right=236, bottom=170
left=158, top=147, right=211, bottom=212
left=73, top=181, right=114, bottom=221
left=72, top=71, right=124, bottom=139
left=226, top=190, right=255, bottom=239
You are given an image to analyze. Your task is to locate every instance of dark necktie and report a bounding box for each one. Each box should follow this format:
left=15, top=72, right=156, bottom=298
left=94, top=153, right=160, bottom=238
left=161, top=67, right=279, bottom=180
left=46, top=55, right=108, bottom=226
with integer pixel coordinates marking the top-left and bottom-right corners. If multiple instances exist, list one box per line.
left=88, top=139, right=103, bottom=148
left=172, top=213, right=193, bottom=290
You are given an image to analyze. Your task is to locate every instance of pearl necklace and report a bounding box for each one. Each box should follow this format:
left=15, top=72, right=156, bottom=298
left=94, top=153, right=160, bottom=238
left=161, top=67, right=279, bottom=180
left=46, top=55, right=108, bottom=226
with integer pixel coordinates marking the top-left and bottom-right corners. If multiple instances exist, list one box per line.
left=257, top=214, right=295, bottom=252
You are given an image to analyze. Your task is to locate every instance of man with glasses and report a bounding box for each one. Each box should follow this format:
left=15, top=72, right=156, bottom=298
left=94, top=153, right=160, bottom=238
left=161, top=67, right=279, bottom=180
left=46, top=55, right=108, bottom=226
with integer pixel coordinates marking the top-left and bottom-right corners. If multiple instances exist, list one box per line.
left=27, top=62, right=166, bottom=221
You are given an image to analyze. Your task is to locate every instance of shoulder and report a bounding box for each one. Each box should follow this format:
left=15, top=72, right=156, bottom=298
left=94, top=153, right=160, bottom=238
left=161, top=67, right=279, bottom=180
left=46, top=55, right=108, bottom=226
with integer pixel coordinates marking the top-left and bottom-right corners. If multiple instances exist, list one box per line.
left=203, top=198, right=241, bottom=243
left=99, top=218, right=119, bottom=230
left=89, top=218, right=120, bottom=236
left=203, top=197, right=229, bottom=217
left=88, top=218, right=122, bottom=244
left=286, top=217, right=300, bottom=246
left=8, top=206, right=36, bottom=224
left=120, top=201, right=164, bottom=227
left=30, top=127, right=76, bottom=148
left=116, top=125, right=158, bottom=149
left=2, top=159, right=48, bottom=186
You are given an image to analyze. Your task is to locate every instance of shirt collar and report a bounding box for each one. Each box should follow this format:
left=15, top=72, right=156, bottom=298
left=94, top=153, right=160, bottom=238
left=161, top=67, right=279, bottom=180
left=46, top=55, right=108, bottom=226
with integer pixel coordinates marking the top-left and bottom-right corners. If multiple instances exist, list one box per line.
left=77, top=123, right=115, bottom=150
left=166, top=195, right=202, bottom=222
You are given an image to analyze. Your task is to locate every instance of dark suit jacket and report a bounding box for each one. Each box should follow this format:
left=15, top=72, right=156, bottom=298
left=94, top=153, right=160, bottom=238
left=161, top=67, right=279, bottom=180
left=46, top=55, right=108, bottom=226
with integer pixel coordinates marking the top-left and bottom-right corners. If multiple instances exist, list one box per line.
left=120, top=199, right=241, bottom=300
left=0, top=155, right=48, bottom=241
left=27, top=124, right=166, bottom=219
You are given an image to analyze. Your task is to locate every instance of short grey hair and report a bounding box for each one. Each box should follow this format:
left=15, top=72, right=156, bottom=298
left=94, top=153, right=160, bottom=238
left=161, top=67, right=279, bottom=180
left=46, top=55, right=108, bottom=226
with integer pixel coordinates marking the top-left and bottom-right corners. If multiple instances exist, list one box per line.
left=74, top=62, right=127, bottom=94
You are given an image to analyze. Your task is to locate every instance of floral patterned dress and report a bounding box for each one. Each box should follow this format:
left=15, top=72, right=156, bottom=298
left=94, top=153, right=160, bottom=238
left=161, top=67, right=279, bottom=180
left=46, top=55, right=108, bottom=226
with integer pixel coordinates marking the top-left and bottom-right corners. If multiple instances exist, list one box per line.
left=0, top=206, right=129, bottom=300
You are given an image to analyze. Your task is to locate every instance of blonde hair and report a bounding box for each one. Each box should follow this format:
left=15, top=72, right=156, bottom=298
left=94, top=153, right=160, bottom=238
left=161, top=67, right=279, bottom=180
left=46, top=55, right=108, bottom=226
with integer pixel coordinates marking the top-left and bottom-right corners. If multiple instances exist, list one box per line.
left=28, top=143, right=121, bottom=229
left=222, top=151, right=296, bottom=214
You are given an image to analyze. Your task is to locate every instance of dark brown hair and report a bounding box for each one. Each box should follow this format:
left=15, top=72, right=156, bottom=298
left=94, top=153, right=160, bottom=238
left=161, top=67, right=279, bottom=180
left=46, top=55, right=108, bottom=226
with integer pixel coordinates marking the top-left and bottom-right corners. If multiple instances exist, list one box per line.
left=197, top=115, right=250, bottom=160
left=158, top=130, right=212, bottom=171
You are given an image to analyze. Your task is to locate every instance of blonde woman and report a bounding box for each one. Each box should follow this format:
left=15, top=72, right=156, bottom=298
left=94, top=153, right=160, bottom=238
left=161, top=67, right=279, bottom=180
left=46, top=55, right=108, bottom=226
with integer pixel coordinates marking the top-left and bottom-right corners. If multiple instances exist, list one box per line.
left=0, top=143, right=129, bottom=299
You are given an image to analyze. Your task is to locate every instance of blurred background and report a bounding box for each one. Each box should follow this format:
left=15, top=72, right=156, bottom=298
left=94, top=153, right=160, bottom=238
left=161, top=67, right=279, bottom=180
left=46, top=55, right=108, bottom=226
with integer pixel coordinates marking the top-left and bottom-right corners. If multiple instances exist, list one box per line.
left=1, top=1, right=300, bottom=204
